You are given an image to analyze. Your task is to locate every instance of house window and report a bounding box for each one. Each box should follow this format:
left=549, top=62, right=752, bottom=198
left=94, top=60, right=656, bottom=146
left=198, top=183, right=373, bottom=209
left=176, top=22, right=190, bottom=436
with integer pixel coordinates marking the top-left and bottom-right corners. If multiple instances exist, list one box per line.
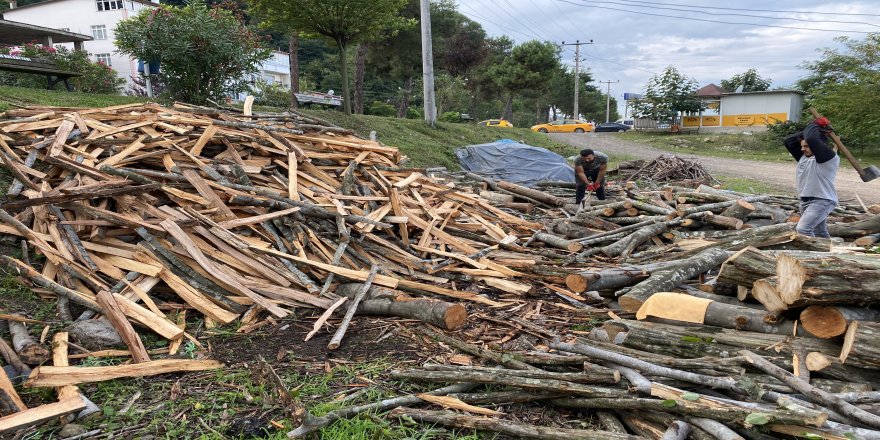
left=90, top=25, right=107, bottom=40
left=96, top=0, right=123, bottom=10
left=95, top=53, right=112, bottom=66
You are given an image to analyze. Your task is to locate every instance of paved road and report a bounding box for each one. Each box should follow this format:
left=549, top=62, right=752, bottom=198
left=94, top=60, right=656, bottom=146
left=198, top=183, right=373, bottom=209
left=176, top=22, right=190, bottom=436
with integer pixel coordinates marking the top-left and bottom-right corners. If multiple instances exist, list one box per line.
left=551, top=132, right=880, bottom=204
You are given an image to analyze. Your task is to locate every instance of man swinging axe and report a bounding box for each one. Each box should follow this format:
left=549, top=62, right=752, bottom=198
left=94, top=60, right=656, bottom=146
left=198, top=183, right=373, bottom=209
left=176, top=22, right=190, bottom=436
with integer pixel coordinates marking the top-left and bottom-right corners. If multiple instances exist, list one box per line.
left=575, top=149, right=608, bottom=204
left=783, top=116, right=838, bottom=238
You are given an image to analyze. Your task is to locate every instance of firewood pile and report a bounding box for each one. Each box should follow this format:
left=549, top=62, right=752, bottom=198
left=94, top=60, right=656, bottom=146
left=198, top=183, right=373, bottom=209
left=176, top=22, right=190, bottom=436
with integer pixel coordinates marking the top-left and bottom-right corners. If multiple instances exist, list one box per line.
left=1, top=102, right=880, bottom=438
left=621, top=154, right=719, bottom=184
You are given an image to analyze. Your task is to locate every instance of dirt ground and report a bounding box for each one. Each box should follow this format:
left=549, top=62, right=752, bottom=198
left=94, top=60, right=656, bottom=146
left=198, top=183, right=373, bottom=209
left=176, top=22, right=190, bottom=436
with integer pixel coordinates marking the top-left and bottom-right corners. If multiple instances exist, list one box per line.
left=552, top=132, right=880, bottom=204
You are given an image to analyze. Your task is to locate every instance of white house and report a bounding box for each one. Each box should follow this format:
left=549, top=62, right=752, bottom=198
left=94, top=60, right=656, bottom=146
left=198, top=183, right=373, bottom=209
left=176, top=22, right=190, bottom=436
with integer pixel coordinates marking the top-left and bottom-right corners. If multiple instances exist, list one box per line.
left=3, top=0, right=159, bottom=88
left=255, top=50, right=291, bottom=87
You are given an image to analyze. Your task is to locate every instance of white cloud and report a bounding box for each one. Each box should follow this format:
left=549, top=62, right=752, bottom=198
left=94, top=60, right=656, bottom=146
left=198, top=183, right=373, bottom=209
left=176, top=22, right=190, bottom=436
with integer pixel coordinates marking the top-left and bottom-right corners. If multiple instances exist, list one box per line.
left=459, top=0, right=878, bottom=114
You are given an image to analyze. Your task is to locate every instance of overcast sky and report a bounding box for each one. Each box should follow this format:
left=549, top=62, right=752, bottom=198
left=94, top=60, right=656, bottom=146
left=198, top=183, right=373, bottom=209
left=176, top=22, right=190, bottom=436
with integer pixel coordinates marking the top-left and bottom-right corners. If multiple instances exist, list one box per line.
left=456, top=0, right=878, bottom=117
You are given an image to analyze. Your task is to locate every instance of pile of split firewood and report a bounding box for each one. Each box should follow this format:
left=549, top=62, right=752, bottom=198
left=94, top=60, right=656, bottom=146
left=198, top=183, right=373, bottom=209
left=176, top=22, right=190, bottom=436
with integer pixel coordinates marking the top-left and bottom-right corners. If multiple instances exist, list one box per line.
left=1, top=101, right=880, bottom=439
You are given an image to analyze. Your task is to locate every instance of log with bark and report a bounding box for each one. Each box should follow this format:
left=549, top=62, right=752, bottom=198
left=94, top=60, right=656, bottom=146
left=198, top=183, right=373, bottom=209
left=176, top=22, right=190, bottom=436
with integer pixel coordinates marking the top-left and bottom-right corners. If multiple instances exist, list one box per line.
left=496, top=180, right=568, bottom=207
left=335, top=284, right=467, bottom=330
left=6, top=321, right=49, bottom=365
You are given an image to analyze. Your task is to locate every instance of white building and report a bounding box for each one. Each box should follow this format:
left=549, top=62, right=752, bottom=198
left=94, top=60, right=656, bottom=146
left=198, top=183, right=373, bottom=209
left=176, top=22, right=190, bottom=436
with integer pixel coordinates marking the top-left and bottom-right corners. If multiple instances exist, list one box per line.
left=3, top=0, right=159, bottom=88
left=254, top=50, right=291, bottom=87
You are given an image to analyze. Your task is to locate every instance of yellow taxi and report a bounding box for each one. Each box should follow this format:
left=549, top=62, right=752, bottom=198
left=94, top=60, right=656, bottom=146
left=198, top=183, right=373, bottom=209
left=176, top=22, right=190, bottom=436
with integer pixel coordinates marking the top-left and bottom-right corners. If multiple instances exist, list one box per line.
left=477, top=119, right=513, bottom=128
left=530, top=119, right=594, bottom=133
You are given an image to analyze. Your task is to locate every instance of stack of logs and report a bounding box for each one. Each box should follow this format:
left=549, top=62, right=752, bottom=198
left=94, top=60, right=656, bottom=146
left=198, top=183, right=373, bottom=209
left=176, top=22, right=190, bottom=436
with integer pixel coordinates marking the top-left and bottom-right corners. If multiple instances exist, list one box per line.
left=1, top=101, right=880, bottom=438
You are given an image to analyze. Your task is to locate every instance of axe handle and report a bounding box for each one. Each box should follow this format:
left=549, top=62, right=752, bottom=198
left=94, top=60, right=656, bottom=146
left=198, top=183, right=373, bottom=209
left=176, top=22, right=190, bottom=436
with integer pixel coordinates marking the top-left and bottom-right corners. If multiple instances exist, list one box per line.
left=807, top=107, right=867, bottom=177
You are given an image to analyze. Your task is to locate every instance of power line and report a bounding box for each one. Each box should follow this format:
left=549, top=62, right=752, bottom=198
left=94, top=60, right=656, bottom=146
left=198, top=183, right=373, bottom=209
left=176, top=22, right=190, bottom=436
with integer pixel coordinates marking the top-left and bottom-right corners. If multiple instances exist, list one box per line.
left=574, top=0, right=880, bottom=28
left=577, top=0, right=880, bottom=17
left=555, top=0, right=874, bottom=34
left=496, top=0, right=555, bottom=41
left=544, top=0, right=584, bottom=37
left=458, top=3, right=537, bottom=40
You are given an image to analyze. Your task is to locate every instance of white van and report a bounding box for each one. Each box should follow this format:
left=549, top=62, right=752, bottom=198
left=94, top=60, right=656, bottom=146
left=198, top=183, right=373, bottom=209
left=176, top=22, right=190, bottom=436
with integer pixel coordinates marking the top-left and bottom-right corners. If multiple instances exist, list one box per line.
left=615, top=119, right=634, bottom=128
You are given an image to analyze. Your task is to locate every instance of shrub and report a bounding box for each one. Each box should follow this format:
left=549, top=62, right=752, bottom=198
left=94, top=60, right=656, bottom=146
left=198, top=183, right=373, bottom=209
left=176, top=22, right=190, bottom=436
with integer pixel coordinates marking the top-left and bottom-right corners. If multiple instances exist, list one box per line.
left=367, top=101, right=396, bottom=117
left=0, top=44, right=124, bottom=93
left=438, top=111, right=460, bottom=123
left=249, top=79, right=291, bottom=108
left=406, top=107, right=422, bottom=119
left=115, top=1, right=270, bottom=104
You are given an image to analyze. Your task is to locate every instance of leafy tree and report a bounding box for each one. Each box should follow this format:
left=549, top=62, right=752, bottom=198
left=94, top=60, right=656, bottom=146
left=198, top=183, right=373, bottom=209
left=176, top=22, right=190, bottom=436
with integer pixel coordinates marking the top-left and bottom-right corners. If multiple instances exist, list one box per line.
left=115, top=2, right=270, bottom=104
left=489, top=40, right=561, bottom=120
left=721, top=68, right=771, bottom=92
left=797, top=34, right=880, bottom=150
left=253, top=0, right=408, bottom=114
left=632, top=66, right=703, bottom=123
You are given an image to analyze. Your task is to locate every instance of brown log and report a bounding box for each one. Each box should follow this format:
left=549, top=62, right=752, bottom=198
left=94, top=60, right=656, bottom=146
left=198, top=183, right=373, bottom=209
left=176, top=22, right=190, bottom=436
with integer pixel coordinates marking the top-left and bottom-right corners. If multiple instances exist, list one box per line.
left=496, top=180, right=567, bottom=206
left=328, top=265, right=379, bottom=350
left=534, top=232, right=583, bottom=252
left=500, top=202, right=534, bottom=213
left=801, top=306, right=880, bottom=339
left=841, top=321, right=880, bottom=370
left=6, top=322, right=48, bottom=366
left=335, top=284, right=467, bottom=330
left=391, top=368, right=628, bottom=397
left=389, top=407, right=640, bottom=440
left=855, top=233, right=880, bottom=247
left=605, top=319, right=880, bottom=383
left=479, top=191, right=514, bottom=204
left=689, top=212, right=743, bottom=230
left=618, top=248, right=730, bottom=313
left=720, top=199, right=756, bottom=220
left=565, top=261, right=681, bottom=293
left=829, top=214, right=880, bottom=237
left=758, top=252, right=880, bottom=312
left=716, top=246, right=776, bottom=286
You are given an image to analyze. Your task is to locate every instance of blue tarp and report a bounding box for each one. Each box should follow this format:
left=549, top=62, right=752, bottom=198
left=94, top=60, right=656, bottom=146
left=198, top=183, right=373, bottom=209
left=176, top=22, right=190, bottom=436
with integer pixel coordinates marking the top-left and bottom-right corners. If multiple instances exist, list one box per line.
left=455, top=140, right=575, bottom=187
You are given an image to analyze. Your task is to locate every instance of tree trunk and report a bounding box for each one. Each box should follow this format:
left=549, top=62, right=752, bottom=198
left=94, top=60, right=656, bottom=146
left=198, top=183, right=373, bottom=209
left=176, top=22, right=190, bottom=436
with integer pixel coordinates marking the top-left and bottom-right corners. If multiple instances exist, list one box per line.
left=6, top=322, right=48, bottom=365
left=829, top=214, right=880, bottom=238
left=496, top=181, right=567, bottom=206
left=534, top=233, right=583, bottom=252
left=288, top=33, right=300, bottom=110
left=801, top=306, right=880, bottom=339
left=565, top=261, right=681, bottom=293
left=354, top=43, right=368, bottom=115
left=757, top=252, right=880, bottom=312
left=716, top=246, right=776, bottom=286
left=604, top=319, right=880, bottom=383
left=503, top=94, right=513, bottom=121
left=841, top=321, right=880, bottom=370
left=337, top=40, right=351, bottom=115
left=720, top=199, right=756, bottom=220
left=618, top=248, right=731, bottom=313
left=335, top=284, right=467, bottom=330
left=389, top=407, right=640, bottom=440
left=398, top=76, right=413, bottom=118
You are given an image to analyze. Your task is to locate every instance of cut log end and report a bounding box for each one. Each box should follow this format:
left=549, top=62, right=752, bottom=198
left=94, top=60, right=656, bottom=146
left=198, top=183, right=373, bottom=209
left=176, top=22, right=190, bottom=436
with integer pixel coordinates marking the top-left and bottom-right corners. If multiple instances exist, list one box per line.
left=443, top=304, right=468, bottom=330
left=805, top=351, right=833, bottom=372
left=565, top=274, right=588, bottom=293
left=617, top=296, right=643, bottom=314
left=800, top=306, right=848, bottom=339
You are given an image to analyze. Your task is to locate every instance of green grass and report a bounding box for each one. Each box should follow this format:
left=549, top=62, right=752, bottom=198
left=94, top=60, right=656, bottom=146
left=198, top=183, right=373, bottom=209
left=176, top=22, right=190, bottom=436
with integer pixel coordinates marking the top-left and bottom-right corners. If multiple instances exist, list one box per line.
left=620, top=130, right=880, bottom=165
left=301, top=110, right=579, bottom=169
left=0, top=85, right=146, bottom=112
left=715, top=175, right=791, bottom=195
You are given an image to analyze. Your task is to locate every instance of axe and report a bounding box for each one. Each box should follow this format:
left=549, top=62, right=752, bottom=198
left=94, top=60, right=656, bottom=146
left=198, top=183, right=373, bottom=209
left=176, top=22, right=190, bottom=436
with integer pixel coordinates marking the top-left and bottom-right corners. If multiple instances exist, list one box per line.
left=808, top=108, right=880, bottom=182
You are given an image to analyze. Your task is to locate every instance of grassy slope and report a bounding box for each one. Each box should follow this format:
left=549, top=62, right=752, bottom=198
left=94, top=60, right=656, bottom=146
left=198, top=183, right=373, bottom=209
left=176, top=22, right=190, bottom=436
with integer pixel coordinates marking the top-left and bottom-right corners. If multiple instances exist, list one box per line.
left=302, top=110, right=582, bottom=169
left=0, top=85, right=146, bottom=111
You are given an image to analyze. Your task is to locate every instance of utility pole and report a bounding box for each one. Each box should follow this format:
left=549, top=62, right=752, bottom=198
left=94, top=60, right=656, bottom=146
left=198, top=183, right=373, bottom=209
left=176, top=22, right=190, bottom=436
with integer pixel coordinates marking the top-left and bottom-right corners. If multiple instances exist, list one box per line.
left=420, top=0, right=437, bottom=126
left=600, top=80, right=619, bottom=123
left=561, top=40, right=592, bottom=119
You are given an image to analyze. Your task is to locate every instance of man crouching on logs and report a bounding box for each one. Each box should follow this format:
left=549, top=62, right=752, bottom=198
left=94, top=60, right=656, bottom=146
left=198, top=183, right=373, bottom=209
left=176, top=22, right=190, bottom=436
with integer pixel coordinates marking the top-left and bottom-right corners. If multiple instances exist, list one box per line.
left=783, top=117, right=839, bottom=238
left=575, top=148, right=608, bottom=204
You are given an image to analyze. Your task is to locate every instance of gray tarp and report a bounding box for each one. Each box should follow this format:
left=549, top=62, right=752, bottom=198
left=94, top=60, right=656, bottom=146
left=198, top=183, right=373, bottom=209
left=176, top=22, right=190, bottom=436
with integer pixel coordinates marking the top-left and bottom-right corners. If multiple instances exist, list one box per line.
left=455, top=140, right=575, bottom=187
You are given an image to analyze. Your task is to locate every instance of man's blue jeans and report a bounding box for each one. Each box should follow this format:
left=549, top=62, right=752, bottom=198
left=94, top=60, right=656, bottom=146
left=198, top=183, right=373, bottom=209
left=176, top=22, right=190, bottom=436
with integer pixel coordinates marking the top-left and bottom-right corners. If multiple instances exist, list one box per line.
left=797, top=197, right=836, bottom=238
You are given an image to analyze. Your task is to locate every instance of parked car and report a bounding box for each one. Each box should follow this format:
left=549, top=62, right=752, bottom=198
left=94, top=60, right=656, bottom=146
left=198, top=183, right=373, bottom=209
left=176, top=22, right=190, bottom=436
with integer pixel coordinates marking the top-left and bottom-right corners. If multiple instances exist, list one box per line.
left=477, top=119, right=513, bottom=128
left=594, top=122, right=631, bottom=132
left=530, top=119, right=594, bottom=133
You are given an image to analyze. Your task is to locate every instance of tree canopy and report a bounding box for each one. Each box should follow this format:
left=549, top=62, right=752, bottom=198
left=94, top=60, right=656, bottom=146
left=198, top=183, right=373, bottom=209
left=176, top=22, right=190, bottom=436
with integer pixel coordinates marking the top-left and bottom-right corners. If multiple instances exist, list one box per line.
left=489, top=40, right=561, bottom=120
left=721, top=68, right=771, bottom=92
left=115, top=1, right=269, bottom=104
left=797, top=33, right=880, bottom=150
left=250, top=0, right=409, bottom=114
left=632, top=66, right=703, bottom=123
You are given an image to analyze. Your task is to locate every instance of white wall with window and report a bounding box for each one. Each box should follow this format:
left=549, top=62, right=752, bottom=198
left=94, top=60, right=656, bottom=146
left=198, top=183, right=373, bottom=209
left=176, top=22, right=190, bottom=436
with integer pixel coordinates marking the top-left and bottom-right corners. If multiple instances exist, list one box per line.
left=3, top=0, right=160, bottom=90
left=95, top=53, right=111, bottom=66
